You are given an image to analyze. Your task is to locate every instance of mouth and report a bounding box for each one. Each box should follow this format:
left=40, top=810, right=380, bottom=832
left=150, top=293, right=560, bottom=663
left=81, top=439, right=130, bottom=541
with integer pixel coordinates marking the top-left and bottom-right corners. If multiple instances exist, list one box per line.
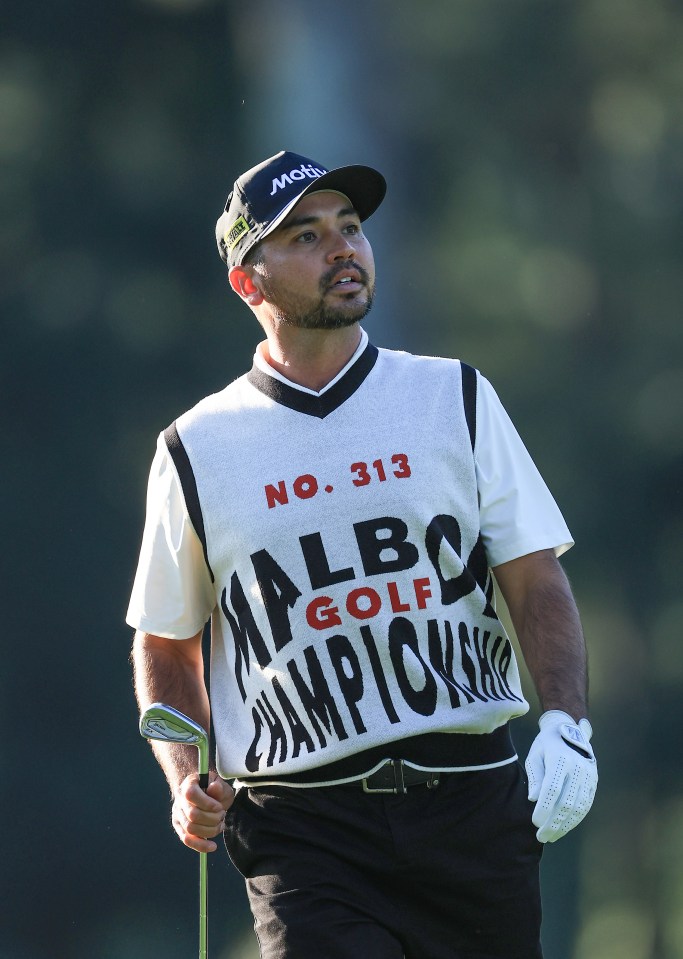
left=326, top=268, right=364, bottom=293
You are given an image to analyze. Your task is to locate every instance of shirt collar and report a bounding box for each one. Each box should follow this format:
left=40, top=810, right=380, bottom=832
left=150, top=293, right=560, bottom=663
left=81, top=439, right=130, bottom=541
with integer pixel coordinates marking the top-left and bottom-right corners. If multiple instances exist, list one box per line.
left=253, top=328, right=369, bottom=396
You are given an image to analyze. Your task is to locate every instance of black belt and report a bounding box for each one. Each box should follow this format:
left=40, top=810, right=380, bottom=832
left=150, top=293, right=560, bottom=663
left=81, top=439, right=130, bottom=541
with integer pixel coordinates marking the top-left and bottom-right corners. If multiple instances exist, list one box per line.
left=349, top=760, right=443, bottom=794
left=242, top=725, right=515, bottom=792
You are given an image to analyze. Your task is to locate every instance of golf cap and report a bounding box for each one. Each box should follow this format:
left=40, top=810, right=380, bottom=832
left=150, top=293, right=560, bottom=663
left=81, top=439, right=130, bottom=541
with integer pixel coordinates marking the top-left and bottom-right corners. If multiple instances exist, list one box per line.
left=215, top=150, right=387, bottom=268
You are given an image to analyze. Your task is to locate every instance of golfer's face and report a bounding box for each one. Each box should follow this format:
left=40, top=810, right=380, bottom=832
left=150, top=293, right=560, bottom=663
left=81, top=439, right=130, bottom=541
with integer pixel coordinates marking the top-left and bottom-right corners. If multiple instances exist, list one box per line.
left=254, top=191, right=376, bottom=330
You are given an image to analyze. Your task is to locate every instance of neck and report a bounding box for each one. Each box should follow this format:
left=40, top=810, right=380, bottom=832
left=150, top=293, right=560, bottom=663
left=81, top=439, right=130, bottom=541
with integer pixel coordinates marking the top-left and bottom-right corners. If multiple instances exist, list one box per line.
left=260, top=325, right=362, bottom=392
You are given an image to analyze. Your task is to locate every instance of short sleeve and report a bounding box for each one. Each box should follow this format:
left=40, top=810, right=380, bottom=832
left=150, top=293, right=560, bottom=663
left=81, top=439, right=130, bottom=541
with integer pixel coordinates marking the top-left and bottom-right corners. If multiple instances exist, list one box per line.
left=126, top=434, right=216, bottom=638
left=475, top=375, right=574, bottom=568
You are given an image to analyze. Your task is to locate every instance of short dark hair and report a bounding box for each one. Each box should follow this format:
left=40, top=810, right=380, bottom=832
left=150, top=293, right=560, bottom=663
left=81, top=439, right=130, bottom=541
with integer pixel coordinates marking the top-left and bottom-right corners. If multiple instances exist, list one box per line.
left=242, top=242, right=264, bottom=268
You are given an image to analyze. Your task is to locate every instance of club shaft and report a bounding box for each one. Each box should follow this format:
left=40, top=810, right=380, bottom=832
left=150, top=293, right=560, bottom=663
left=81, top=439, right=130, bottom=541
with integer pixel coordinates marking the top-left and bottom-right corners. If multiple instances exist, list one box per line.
left=198, top=741, right=209, bottom=959
left=199, top=851, right=208, bottom=959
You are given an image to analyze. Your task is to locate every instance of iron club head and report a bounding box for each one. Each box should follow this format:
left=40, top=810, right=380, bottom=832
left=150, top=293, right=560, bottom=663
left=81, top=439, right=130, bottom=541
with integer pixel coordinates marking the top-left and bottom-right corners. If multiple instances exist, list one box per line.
left=139, top=703, right=209, bottom=777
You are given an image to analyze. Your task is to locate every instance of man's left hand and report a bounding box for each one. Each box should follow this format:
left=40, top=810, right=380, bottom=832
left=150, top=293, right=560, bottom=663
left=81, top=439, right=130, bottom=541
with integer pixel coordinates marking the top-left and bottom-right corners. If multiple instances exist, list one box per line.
left=525, top=710, right=598, bottom=843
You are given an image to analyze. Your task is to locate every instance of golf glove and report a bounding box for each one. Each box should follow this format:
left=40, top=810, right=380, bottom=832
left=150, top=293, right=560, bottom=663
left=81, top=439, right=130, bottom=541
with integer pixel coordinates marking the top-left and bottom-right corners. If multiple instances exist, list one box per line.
left=525, top=710, right=597, bottom=843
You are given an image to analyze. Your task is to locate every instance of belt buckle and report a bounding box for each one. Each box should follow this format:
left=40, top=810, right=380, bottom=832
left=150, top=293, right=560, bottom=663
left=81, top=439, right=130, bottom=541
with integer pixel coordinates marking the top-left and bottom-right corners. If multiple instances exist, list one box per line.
left=362, top=759, right=406, bottom=795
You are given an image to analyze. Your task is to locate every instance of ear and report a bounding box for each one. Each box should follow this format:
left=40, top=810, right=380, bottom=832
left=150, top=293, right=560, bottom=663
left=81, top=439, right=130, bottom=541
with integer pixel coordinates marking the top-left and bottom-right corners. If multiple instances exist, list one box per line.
left=229, top=266, right=264, bottom=305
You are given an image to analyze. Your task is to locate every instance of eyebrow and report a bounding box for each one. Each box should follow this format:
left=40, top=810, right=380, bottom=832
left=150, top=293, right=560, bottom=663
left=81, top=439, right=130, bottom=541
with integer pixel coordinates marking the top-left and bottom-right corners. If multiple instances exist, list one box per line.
left=279, top=205, right=359, bottom=232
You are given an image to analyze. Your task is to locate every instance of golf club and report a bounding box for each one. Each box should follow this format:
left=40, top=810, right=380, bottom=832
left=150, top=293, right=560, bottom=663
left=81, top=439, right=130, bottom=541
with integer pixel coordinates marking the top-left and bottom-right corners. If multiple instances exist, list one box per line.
left=140, top=703, right=210, bottom=959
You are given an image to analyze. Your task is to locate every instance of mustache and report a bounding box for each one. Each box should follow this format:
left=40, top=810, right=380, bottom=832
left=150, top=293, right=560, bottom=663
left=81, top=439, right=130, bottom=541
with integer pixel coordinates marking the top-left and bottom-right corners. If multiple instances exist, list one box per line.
left=320, top=262, right=371, bottom=291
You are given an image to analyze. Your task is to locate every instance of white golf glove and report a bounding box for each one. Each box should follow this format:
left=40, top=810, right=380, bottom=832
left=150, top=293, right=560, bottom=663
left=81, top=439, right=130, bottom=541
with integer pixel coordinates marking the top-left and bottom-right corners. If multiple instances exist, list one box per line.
left=525, top=710, right=598, bottom=843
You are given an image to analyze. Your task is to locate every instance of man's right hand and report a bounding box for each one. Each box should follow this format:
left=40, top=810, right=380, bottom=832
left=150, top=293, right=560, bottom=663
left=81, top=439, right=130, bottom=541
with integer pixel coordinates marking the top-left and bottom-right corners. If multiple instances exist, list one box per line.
left=171, top=773, right=236, bottom=853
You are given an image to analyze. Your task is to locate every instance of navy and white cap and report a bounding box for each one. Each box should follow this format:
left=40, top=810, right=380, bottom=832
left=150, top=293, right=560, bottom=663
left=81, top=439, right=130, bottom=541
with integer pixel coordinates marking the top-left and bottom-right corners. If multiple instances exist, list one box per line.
left=215, top=150, right=387, bottom=268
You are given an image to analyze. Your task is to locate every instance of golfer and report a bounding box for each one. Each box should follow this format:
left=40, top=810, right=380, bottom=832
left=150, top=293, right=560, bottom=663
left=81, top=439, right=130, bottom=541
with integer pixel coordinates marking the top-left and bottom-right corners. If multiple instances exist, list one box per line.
left=128, top=150, right=598, bottom=959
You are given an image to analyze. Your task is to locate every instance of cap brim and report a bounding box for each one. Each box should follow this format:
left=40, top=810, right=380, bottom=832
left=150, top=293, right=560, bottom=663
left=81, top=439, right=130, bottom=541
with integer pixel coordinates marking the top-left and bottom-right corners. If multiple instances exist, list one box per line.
left=259, top=164, right=387, bottom=245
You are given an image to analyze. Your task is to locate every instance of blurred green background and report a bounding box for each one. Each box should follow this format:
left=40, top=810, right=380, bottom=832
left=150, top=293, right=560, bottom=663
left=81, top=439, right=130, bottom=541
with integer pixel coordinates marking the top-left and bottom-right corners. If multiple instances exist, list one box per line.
left=3, top=0, right=682, bottom=956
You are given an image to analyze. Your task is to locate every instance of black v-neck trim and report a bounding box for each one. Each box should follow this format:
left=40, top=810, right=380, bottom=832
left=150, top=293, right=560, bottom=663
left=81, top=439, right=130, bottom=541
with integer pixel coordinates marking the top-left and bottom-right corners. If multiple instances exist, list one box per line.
left=246, top=342, right=379, bottom=419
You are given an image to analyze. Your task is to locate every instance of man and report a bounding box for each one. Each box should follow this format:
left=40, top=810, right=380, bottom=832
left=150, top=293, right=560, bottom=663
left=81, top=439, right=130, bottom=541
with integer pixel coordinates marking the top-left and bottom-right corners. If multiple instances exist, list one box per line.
left=128, top=150, right=597, bottom=959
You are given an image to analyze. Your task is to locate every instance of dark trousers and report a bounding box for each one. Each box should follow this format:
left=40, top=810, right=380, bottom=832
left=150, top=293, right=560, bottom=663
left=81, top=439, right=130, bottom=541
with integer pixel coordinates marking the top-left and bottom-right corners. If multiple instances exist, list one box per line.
left=224, top=762, right=543, bottom=959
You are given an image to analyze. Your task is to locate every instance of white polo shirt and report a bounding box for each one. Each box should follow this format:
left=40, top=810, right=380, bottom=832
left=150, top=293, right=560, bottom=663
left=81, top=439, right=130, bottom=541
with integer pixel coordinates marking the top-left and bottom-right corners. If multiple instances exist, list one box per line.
left=127, top=333, right=572, bottom=780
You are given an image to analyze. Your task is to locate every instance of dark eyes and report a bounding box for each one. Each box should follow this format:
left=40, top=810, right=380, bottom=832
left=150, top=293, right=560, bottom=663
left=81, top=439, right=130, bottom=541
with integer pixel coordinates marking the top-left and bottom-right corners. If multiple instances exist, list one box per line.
left=295, top=223, right=361, bottom=243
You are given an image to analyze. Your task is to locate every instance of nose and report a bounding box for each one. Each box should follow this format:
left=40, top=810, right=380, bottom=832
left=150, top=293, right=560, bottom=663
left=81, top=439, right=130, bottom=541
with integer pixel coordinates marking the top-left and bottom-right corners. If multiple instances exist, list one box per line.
left=325, top=232, right=356, bottom=263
